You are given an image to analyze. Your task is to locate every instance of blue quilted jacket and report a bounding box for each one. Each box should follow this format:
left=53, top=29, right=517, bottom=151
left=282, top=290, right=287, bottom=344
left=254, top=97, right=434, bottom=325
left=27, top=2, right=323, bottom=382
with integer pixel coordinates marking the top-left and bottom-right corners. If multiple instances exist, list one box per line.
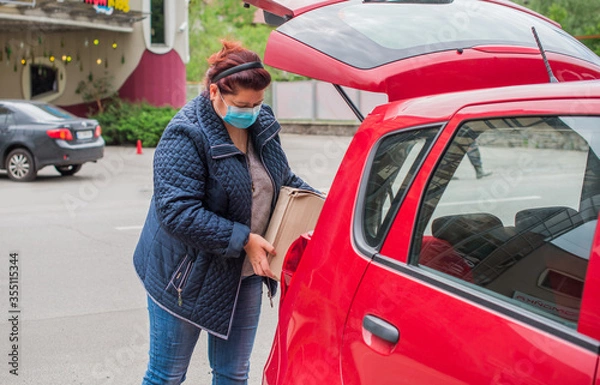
left=133, top=92, right=312, bottom=339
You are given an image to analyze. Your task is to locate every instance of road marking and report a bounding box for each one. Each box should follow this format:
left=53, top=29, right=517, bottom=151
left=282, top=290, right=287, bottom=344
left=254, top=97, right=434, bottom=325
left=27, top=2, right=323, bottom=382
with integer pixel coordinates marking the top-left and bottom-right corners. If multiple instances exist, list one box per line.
left=438, top=195, right=541, bottom=207
left=115, top=225, right=143, bottom=231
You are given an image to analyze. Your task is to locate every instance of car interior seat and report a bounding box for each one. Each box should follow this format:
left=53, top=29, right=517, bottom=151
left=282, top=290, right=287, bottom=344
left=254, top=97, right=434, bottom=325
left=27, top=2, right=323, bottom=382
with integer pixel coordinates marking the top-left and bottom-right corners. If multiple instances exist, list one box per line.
left=472, top=207, right=583, bottom=286
left=419, top=236, right=473, bottom=281
left=430, top=213, right=514, bottom=266
left=482, top=206, right=587, bottom=323
left=514, top=206, right=584, bottom=239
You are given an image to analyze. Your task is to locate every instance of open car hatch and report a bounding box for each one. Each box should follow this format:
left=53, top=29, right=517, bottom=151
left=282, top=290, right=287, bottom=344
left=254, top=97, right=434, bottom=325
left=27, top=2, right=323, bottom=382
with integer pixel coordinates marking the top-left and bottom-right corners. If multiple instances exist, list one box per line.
left=245, top=0, right=600, bottom=102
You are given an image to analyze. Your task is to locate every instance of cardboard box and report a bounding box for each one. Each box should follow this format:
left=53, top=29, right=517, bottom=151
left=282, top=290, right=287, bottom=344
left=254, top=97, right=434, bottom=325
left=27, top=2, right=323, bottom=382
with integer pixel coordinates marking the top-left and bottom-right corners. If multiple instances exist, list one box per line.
left=264, top=186, right=325, bottom=281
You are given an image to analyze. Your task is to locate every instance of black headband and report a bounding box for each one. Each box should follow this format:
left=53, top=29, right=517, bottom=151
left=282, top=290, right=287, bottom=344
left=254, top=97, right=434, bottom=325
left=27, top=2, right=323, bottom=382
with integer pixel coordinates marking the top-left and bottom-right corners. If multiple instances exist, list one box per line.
left=211, top=61, right=264, bottom=83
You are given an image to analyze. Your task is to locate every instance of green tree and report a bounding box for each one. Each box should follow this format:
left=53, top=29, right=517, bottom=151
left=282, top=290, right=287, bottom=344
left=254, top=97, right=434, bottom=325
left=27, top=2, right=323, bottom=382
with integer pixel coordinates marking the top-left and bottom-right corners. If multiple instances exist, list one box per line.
left=75, top=72, right=115, bottom=113
left=187, top=0, right=305, bottom=84
left=515, top=0, right=600, bottom=55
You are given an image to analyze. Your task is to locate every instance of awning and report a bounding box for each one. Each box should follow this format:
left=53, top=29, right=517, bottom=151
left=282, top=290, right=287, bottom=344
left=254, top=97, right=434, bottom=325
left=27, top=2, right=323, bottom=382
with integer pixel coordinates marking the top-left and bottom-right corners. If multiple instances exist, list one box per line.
left=0, top=0, right=147, bottom=33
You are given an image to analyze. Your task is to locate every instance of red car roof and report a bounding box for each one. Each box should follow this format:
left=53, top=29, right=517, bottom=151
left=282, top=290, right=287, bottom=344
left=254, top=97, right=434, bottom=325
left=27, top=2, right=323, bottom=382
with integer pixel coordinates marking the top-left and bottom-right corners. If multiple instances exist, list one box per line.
left=376, top=80, right=600, bottom=124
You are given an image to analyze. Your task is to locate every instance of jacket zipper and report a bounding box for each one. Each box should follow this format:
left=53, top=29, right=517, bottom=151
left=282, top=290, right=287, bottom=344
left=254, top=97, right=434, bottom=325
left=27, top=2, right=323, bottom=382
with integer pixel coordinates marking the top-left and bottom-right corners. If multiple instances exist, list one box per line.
left=243, top=152, right=254, bottom=195
left=169, top=255, right=193, bottom=307
left=177, top=261, right=192, bottom=306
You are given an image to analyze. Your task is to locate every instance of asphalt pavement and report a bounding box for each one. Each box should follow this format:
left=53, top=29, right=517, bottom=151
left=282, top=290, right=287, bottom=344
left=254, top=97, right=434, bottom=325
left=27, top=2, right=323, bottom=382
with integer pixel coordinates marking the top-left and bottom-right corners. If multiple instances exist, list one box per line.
left=0, top=133, right=352, bottom=385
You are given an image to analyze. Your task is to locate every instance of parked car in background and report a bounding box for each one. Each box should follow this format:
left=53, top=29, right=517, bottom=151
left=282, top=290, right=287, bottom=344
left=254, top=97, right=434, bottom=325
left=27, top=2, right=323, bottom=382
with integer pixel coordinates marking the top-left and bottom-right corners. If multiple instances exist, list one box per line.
left=243, top=0, right=600, bottom=383
left=0, top=100, right=104, bottom=181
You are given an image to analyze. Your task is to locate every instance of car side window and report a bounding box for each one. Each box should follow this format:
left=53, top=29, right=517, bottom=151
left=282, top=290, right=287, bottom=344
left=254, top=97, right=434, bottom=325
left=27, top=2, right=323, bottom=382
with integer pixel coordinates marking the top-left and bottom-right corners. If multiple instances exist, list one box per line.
left=0, top=107, right=15, bottom=127
left=362, top=127, right=440, bottom=247
left=411, top=116, right=600, bottom=328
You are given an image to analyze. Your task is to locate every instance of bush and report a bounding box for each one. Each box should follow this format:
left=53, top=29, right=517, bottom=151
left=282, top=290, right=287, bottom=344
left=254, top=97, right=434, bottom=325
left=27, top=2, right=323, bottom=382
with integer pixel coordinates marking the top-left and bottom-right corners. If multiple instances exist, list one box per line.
left=92, top=98, right=178, bottom=147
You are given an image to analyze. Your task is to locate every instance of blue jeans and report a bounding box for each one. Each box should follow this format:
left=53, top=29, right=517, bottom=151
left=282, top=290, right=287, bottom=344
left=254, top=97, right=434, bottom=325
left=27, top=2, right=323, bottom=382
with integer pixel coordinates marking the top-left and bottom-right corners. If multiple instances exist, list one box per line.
left=142, top=275, right=263, bottom=385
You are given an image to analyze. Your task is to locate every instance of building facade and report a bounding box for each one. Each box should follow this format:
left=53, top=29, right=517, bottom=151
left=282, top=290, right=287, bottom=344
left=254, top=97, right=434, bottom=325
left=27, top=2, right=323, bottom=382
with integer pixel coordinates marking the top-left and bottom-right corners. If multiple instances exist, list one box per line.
left=0, top=0, right=189, bottom=114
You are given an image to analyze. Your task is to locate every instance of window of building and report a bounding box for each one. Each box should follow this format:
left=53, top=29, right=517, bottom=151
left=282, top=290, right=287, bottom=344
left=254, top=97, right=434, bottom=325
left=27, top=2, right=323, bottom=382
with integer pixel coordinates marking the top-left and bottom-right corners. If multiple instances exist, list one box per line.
left=20, top=58, right=65, bottom=102
left=30, top=64, right=58, bottom=99
left=411, top=116, right=600, bottom=328
left=151, top=0, right=166, bottom=45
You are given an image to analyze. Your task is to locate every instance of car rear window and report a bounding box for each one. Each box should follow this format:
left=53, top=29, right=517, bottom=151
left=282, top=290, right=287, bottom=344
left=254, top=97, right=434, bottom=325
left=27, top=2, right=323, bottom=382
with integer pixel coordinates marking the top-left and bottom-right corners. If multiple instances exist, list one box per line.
left=277, top=0, right=600, bottom=69
left=17, top=103, right=77, bottom=122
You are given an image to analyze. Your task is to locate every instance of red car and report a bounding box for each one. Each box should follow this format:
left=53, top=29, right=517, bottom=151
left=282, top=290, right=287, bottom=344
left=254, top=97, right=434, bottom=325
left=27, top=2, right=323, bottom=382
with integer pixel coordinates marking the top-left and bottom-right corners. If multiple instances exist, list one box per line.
left=245, top=0, right=600, bottom=383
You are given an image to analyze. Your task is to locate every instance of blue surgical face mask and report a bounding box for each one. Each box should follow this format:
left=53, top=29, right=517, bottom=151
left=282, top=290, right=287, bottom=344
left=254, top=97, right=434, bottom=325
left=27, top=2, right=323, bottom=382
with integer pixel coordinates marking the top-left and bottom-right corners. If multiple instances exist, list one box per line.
left=219, top=92, right=262, bottom=129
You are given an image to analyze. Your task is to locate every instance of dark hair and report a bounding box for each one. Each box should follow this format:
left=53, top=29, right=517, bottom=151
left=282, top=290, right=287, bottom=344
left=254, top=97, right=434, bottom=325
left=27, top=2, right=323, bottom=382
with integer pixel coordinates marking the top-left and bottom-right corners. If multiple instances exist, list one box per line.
left=204, top=40, right=271, bottom=94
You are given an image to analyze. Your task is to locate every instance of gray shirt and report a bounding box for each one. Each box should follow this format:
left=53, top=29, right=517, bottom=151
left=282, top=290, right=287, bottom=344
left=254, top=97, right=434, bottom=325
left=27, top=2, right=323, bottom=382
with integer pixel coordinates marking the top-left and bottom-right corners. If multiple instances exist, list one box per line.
left=242, top=138, right=274, bottom=277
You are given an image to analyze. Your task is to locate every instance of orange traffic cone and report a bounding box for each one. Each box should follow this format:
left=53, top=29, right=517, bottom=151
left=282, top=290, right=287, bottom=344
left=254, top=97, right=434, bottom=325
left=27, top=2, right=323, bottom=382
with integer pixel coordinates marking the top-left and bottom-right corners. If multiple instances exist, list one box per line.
left=136, top=140, right=143, bottom=155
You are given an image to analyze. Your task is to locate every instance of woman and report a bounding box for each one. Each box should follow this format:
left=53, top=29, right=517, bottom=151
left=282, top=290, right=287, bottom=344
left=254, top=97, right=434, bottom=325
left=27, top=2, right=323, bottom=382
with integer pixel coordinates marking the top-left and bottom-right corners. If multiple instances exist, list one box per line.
left=133, top=40, right=314, bottom=384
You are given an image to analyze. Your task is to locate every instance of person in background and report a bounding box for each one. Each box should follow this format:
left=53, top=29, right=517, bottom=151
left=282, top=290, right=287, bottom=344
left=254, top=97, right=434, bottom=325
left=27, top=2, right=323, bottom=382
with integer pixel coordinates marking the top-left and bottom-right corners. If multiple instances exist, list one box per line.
left=466, top=140, right=492, bottom=179
left=133, top=40, right=315, bottom=385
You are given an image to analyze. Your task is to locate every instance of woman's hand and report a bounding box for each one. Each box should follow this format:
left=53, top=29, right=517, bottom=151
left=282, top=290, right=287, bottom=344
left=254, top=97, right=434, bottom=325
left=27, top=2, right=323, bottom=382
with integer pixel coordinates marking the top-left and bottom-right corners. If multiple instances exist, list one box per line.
left=244, top=233, right=277, bottom=279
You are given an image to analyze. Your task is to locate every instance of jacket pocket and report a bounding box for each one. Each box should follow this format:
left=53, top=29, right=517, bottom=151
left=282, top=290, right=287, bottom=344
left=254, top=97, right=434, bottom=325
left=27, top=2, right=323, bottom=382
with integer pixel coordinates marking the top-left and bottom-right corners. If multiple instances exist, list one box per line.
left=167, top=255, right=193, bottom=307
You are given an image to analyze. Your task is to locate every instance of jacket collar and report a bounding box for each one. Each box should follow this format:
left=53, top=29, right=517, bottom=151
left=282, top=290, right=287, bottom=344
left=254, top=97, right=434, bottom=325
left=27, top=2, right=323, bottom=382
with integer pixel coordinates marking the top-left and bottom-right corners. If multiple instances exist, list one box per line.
left=195, top=92, right=281, bottom=159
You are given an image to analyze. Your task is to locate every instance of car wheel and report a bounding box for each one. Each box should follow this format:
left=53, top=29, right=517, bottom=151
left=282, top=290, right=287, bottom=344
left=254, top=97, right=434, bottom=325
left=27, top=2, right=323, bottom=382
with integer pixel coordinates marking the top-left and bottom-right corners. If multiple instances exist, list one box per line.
left=55, top=164, right=82, bottom=176
left=6, top=148, right=37, bottom=182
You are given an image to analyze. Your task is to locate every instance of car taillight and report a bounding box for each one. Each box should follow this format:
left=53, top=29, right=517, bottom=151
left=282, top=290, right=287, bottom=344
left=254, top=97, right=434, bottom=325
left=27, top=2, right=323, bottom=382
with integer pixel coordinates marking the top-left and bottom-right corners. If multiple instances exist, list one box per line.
left=47, top=128, right=73, bottom=141
left=280, top=232, right=312, bottom=301
left=94, top=125, right=102, bottom=138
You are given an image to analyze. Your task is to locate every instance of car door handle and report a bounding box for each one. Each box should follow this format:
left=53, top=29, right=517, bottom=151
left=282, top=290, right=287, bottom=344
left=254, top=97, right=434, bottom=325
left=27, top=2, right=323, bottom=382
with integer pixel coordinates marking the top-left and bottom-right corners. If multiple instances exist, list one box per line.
left=363, top=314, right=399, bottom=344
